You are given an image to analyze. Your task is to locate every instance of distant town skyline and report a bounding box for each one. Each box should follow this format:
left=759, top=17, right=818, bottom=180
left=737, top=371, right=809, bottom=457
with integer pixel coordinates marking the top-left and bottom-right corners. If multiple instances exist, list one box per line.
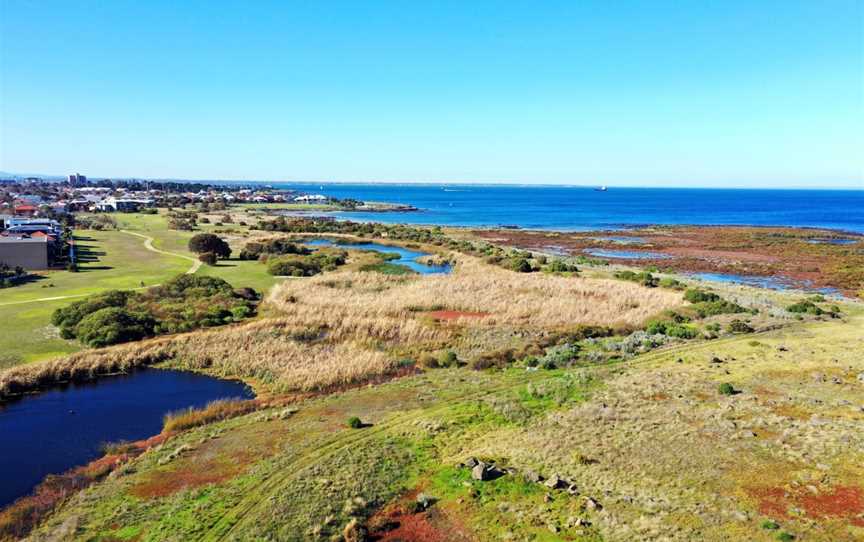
left=1, top=1, right=862, bottom=188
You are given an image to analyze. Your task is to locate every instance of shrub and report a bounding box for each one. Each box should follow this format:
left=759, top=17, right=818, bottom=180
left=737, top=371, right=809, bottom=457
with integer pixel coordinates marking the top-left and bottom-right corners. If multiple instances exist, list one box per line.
left=546, top=259, right=578, bottom=273
left=188, top=233, right=231, bottom=259
left=684, top=289, right=720, bottom=303
left=776, top=533, right=795, bottom=542
left=693, top=299, right=746, bottom=318
left=658, top=277, right=685, bottom=289
left=786, top=300, right=824, bottom=315
left=509, top=257, right=533, bottom=273
left=718, top=382, right=737, bottom=395
left=347, top=416, right=363, bottom=429
left=74, top=307, right=155, bottom=347
left=761, top=520, right=780, bottom=530
left=417, top=353, right=439, bottom=369
left=439, top=350, right=458, bottom=367
left=239, top=238, right=311, bottom=260
left=727, top=319, right=754, bottom=334
left=646, top=320, right=698, bottom=339
left=615, top=270, right=658, bottom=287
left=267, top=250, right=347, bottom=276
left=52, top=276, right=255, bottom=346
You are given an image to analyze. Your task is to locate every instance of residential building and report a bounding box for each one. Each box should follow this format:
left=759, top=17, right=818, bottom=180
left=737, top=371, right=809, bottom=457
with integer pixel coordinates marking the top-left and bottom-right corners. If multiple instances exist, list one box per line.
left=0, top=236, right=50, bottom=269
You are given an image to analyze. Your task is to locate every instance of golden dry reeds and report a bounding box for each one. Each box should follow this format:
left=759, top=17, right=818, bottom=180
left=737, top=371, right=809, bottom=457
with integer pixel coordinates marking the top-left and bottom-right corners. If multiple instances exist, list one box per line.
left=270, top=256, right=682, bottom=330
left=1, top=255, right=680, bottom=399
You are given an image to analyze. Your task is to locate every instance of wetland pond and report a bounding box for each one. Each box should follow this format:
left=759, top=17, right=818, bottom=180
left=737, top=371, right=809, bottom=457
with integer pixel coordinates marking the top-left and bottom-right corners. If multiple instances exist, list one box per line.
left=304, top=238, right=451, bottom=274
left=0, top=369, right=253, bottom=508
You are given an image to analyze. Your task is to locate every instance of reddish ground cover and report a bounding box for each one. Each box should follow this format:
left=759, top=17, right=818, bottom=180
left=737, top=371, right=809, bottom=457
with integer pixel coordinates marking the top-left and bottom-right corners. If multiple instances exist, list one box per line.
left=748, top=485, right=864, bottom=526
left=471, top=226, right=864, bottom=296
left=0, top=433, right=171, bottom=541
left=367, top=501, right=474, bottom=542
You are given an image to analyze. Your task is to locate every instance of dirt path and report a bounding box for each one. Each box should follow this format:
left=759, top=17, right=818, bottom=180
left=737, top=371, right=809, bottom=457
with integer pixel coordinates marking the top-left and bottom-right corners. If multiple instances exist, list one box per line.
left=120, top=230, right=201, bottom=274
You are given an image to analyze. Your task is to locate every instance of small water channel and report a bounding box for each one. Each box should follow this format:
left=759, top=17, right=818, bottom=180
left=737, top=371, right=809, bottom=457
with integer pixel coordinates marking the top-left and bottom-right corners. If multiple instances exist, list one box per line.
left=583, top=248, right=672, bottom=260
left=689, top=272, right=841, bottom=295
left=0, top=369, right=253, bottom=508
left=303, top=238, right=451, bottom=274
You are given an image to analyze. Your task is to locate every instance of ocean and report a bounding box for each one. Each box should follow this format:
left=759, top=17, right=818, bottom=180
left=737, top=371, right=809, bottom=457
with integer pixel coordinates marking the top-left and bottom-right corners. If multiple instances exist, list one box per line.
left=266, top=184, right=864, bottom=233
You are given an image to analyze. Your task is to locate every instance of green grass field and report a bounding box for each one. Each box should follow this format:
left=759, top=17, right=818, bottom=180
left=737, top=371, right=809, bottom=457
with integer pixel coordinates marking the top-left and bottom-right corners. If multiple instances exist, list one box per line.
left=0, top=210, right=283, bottom=367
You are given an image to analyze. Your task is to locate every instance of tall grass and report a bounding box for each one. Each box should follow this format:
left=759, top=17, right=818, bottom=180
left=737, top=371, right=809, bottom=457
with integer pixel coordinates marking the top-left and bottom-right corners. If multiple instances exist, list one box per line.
left=0, top=255, right=680, bottom=399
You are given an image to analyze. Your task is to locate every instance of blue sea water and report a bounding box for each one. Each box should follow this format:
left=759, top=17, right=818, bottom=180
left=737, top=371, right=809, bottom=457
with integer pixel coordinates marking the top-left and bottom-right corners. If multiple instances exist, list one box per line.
left=268, top=184, right=864, bottom=233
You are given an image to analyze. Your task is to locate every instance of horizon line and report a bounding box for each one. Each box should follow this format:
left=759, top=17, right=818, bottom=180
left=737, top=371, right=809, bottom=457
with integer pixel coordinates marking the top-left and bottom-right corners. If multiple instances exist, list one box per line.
left=1, top=171, right=862, bottom=191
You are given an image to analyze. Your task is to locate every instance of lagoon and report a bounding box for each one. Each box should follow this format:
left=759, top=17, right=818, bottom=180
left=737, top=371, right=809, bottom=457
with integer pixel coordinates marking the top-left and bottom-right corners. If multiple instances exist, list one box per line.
left=0, top=369, right=253, bottom=507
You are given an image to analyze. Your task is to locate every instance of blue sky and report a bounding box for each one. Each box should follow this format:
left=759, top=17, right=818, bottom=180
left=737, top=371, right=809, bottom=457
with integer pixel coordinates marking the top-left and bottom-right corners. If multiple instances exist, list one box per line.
left=1, top=1, right=862, bottom=187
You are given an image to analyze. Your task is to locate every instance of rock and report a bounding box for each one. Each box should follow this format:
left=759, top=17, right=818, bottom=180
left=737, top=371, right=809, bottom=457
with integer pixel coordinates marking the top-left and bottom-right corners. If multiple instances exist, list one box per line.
left=567, top=483, right=581, bottom=496
left=711, top=357, right=724, bottom=364
left=471, top=462, right=489, bottom=480
left=778, top=345, right=788, bottom=351
left=583, top=497, right=602, bottom=511
left=415, top=493, right=436, bottom=510
left=544, top=474, right=565, bottom=489
left=857, top=372, right=864, bottom=383
left=523, top=469, right=542, bottom=483
left=464, top=457, right=479, bottom=468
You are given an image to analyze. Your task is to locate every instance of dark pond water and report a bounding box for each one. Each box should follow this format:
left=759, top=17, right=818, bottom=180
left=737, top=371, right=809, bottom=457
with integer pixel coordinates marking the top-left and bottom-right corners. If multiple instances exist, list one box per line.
left=0, top=369, right=253, bottom=508
left=583, top=248, right=672, bottom=260
left=304, top=238, right=451, bottom=274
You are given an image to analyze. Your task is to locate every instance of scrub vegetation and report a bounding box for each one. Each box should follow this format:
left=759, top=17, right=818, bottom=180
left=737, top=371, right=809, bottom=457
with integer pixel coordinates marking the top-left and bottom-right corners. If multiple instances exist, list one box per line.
left=2, top=216, right=863, bottom=542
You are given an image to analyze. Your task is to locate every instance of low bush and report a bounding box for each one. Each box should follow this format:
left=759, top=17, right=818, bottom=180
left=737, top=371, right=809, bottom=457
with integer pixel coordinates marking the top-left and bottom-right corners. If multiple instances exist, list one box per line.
left=347, top=416, right=363, bottom=429
left=615, top=270, right=659, bottom=287
left=727, top=319, right=754, bottom=334
left=718, top=382, right=737, bottom=395
left=692, top=299, right=746, bottom=318
left=645, top=320, right=698, bottom=339
left=52, top=276, right=256, bottom=347
left=684, top=288, right=720, bottom=303
left=267, top=250, right=347, bottom=276
left=239, top=238, right=311, bottom=260
left=786, top=300, right=824, bottom=315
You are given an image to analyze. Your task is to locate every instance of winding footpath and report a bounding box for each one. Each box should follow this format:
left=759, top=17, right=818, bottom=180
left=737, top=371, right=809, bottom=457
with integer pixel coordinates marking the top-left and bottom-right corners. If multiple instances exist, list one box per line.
left=120, top=230, right=202, bottom=274
left=0, top=231, right=200, bottom=307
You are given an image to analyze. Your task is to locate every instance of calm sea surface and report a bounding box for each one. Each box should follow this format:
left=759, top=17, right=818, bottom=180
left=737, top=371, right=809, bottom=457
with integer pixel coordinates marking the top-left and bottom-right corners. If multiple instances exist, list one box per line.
left=264, top=184, right=864, bottom=233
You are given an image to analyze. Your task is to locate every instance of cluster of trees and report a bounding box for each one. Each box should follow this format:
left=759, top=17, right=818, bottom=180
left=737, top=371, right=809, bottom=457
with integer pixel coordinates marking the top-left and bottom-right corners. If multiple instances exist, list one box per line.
left=74, top=214, right=117, bottom=230
left=167, top=210, right=198, bottom=231
left=0, top=262, right=27, bottom=288
left=51, top=275, right=257, bottom=347
left=239, top=237, right=311, bottom=260
left=266, top=250, right=347, bottom=277
left=188, top=233, right=231, bottom=265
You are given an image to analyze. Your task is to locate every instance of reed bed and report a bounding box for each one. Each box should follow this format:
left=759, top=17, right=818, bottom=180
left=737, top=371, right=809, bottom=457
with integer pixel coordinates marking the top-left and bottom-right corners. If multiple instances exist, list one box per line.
left=270, top=256, right=682, bottom=329
left=0, top=255, right=680, bottom=399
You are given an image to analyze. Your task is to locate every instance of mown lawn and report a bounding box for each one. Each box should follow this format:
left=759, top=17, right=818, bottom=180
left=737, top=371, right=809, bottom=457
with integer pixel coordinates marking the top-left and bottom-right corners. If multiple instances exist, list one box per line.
left=0, top=211, right=282, bottom=366
left=0, top=227, right=191, bottom=366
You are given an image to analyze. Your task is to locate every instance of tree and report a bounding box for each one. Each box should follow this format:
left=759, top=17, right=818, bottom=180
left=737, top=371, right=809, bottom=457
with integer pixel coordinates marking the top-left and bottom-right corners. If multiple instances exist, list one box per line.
left=188, top=233, right=231, bottom=259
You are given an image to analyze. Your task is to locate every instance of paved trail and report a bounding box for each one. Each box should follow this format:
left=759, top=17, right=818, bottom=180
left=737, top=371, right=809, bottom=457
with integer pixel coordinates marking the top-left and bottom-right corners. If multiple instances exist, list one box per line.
left=0, top=231, right=200, bottom=307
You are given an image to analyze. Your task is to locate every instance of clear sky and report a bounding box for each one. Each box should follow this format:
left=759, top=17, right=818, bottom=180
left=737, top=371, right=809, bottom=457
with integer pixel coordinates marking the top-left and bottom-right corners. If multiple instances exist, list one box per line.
left=1, top=1, right=862, bottom=187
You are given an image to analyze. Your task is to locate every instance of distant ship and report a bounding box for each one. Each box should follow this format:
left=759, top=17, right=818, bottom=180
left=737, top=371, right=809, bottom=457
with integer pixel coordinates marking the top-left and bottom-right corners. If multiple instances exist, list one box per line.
left=595, top=185, right=608, bottom=192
